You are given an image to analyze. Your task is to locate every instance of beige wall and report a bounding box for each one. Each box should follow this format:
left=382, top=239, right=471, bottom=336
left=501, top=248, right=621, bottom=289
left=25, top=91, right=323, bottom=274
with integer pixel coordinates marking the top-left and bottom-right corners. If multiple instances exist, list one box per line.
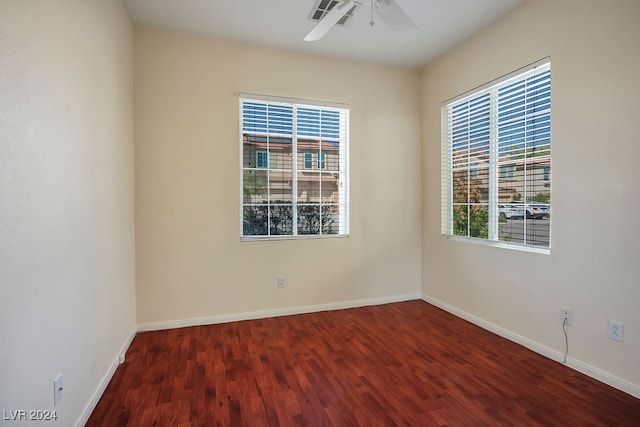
left=421, top=0, right=640, bottom=392
left=0, top=0, right=136, bottom=425
left=4, top=0, right=637, bottom=419
left=134, top=28, right=422, bottom=326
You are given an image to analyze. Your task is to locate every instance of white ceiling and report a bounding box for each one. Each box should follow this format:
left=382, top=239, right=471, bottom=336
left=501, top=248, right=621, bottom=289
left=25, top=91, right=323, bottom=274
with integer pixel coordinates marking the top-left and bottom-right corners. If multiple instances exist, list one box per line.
left=123, top=0, right=525, bottom=68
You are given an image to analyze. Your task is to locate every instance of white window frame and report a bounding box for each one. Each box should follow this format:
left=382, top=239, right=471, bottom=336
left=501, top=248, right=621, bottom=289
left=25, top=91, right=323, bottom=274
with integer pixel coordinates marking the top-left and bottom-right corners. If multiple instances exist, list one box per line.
left=240, top=93, right=350, bottom=240
left=441, top=58, right=551, bottom=253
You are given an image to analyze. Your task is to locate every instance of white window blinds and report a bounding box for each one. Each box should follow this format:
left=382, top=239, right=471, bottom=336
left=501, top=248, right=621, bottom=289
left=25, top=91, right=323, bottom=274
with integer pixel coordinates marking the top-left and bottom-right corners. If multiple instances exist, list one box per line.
left=441, top=59, right=551, bottom=250
left=240, top=94, right=350, bottom=239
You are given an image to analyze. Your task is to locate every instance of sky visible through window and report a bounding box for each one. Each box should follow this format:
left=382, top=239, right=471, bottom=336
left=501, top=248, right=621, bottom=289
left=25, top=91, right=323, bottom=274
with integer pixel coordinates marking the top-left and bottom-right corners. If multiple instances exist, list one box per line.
left=242, top=102, right=341, bottom=142
left=450, top=68, right=551, bottom=160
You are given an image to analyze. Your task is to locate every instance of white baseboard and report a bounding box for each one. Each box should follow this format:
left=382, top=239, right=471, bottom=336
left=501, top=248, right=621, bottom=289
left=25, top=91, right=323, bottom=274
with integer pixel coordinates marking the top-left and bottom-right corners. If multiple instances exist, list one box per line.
left=422, top=294, right=640, bottom=400
left=137, top=293, right=421, bottom=332
left=76, top=328, right=137, bottom=427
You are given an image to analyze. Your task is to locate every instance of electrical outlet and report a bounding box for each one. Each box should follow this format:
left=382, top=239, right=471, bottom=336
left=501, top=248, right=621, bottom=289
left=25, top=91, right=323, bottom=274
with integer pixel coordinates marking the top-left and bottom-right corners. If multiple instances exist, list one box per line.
left=53, top=373, right=63, bottom=406
left=561, top=308, right=573, bottom=325
left=277, top=276, right=286, bottom=288
left=608, top=320, right=623, bottom=342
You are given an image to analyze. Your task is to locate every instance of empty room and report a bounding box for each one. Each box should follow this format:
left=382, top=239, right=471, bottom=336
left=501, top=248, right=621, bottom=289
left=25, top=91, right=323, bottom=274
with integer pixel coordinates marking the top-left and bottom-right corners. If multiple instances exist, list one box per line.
left=1, top=0, right=639, bottom=425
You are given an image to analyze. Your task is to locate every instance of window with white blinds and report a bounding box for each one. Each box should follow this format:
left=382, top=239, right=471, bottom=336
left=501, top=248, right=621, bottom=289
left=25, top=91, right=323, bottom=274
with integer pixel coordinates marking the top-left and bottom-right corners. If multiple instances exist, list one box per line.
left=441, top=59, right=551, bottom=250
left=240, top=94, right=350, bottom=239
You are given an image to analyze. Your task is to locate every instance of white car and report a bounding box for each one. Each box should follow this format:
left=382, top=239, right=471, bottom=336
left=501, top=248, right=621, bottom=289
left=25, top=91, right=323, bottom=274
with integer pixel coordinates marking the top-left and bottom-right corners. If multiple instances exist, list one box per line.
left=499, top=203, right=549, bottom=219
left=499, top=204, right=525, bottom=219
left=524, top=203, right=550, bottom=219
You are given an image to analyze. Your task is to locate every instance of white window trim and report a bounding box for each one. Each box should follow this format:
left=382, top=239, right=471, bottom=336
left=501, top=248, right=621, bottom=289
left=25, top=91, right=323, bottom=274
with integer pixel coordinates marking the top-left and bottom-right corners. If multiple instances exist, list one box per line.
left=441, top=58, right=551, bottom=253
left=446, top=235, right=550, bottom=255
left=239, top=93, right=350, bottom=240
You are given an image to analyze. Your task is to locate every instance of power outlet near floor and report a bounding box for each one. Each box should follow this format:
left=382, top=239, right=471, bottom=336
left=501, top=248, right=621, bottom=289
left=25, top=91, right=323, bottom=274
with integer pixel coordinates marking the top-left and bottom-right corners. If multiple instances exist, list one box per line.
left=608, top=320, right=623, bottom=342
left=277, top=276, right=286, bottom=289
left=561, top=308, right=573, bottom=326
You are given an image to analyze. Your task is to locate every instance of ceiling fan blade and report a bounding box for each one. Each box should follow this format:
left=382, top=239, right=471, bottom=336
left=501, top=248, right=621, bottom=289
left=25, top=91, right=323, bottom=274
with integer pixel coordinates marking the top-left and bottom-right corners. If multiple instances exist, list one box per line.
left=374, top=0, right=419, bottom=39
left=304, top=0, right=354, bottom=42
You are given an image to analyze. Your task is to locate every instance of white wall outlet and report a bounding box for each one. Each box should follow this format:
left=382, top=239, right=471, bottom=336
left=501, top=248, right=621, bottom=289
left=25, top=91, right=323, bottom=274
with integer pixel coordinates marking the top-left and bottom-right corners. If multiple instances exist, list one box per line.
left=608, top=320, right=623, bottom=342
left=561, top=308, right=573, bottom=325
left=119, top=352, right=126, bottom=364
left=277, top=276, right=286, bottom=288
left=53, top=373, right=63, bottom=406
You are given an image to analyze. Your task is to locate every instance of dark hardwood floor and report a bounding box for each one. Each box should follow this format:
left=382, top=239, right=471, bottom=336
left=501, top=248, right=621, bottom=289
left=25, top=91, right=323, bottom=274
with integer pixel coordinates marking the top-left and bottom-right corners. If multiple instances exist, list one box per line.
left=87, top=300, right=640, bottom=426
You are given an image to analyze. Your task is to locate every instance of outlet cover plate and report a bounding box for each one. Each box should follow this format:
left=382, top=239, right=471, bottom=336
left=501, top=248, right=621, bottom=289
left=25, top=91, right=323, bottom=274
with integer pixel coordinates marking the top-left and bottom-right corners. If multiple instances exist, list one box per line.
left=608, top=320, right=623, bottom=342
left=53, top=373, right=63, bottom=406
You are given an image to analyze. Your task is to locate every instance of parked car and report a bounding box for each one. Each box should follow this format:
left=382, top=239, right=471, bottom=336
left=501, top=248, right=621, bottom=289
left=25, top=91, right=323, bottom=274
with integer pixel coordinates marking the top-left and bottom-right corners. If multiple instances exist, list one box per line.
left=499, top=204, right=524, bottom=219
left=499, top=203, right=550, bottom=219
left=524, top=203, right=550, bottom=219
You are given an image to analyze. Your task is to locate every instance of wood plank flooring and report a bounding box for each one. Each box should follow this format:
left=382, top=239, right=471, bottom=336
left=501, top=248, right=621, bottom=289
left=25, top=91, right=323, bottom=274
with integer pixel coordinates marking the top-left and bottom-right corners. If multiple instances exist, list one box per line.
left=87, top=300, right=640, bottom=426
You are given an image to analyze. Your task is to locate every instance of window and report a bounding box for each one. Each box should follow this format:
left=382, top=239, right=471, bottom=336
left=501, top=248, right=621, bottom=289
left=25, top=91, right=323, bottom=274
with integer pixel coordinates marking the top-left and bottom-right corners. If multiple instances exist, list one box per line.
left=241, top=94, right=349, bottom=239
left=256, top=151, right=268, bottom=168
left=441, top=59, right=551, bottom=250
left=303, top=152, right=313, bottom=169
left=500, top=165, right=515, bottom=179
left=318, top=153, right=326, bottom=169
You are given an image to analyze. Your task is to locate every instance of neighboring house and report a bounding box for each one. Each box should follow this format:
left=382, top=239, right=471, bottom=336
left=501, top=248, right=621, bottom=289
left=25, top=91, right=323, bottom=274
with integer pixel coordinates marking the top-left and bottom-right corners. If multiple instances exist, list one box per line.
left=498, top=156, right=551, bottom=203
left=455, top=148, right=550, bottom=204
left=243, top=135, right=341, bottom=204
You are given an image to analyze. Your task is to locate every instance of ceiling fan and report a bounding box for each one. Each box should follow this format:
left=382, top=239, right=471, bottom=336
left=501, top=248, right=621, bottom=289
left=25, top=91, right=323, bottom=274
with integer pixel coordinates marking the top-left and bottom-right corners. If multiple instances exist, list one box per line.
left=304, top=0, right=419, bottom=42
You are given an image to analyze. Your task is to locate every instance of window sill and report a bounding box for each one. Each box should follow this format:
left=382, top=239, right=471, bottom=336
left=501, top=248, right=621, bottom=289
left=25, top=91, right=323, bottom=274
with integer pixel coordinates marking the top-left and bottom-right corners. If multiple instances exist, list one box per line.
left=241, top=234, right=350, bottom=242
left=444, top=235, right=550, bottom=255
